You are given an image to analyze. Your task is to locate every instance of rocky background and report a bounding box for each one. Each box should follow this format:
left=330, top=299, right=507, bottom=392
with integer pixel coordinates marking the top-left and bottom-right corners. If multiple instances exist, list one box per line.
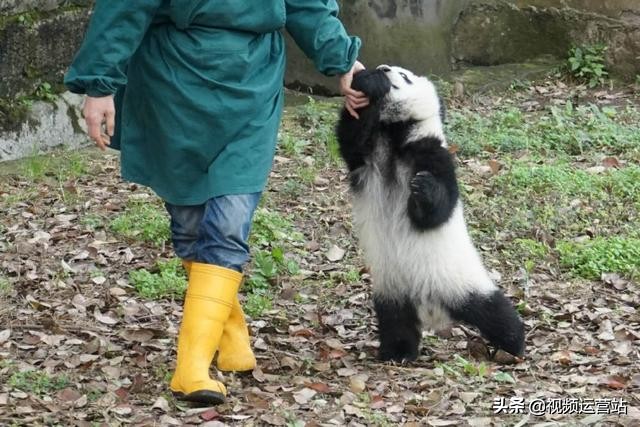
left=1, top=0, right=639, bottom=159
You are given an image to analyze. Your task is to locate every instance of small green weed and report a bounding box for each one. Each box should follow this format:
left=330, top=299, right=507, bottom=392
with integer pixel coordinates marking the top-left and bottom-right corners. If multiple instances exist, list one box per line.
left=557, top=237, right=640, bottom=279
left=566, top=44, right=609, bottom=88
left=8, top=370, right=70, bottom=396
left=251, top=208, right=303, bottom=249
left=110, top=199, right=170, bottom=246
left=296, top=165, right=317, bottom=185
left=437, top=355, right=514, bottom=384
left=34, top=82, right=58, bottom=102
left=510, top=239, right=549, bottom=263
left=86, top=389, right=105, bottom=402
left=244, top=247, right=300, bottom=317
left=244, top=292, right=273, bottom=318
left=493, top=371, right=516, bottom=384
left=0, top=275, right=11, bottom=297
left=279, top=134, right=309, bottom=157
left=153, top=365, right=173, bottom=383
left=330, top=268, right=361, bottom=285
left=246, top=248, right=300, bottom=290
left=129, top=258, right=187, bottom=299
left=281, top=179, right=304, bottom=198
left=80, top=214, right=104, bottom=230
left=453, top=354, right=488, bottom=379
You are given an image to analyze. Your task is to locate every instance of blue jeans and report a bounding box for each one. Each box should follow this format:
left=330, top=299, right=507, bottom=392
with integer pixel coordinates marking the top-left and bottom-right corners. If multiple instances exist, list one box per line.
left=165, top=193, right=262, bottom=273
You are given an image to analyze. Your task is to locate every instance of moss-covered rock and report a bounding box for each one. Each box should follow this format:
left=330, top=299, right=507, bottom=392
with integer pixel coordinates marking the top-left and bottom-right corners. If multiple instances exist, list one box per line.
left=452, top=0, right=640, bottom=80
left=0, top=6, right=91, bottom=98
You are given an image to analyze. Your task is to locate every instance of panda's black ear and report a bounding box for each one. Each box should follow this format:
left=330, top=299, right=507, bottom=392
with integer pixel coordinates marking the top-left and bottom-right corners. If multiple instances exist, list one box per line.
left=351, top=69, right=392, bottom=101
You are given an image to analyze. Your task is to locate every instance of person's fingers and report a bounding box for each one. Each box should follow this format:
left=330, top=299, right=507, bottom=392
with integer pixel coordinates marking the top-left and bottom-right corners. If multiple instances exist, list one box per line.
left=105, top=109, right=115, bottom=137
left=85, top=113, right=103, bottom=144
left=345, top=101, right=359, bottom=119
left=350, top=99, right=370, bottom=109
left=100, top=134, right=111, bottom=150
left=343, top=87, right=366, bottom=98
left=346, top=93, right=369, bottom=104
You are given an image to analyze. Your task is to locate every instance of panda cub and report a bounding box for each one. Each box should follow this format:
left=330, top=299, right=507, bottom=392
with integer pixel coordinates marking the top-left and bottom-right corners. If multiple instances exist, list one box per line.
left=337, top=65, right=525, bottom=362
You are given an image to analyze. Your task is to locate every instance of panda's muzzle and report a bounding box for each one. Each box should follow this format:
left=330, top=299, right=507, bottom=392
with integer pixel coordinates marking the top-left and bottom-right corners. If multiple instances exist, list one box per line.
left=351, top=68, right=392, bottom=102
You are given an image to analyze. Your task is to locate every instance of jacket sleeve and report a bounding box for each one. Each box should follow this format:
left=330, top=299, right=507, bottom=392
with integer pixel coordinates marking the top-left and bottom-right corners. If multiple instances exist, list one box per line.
left=64, top=0, right=163, bottom=97
left=285, top=0, right=361, bottom=76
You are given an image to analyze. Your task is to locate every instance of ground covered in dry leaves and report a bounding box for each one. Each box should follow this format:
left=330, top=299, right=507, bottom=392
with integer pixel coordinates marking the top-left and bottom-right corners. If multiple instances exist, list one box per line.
left=1, top=77, right=639, bottom=426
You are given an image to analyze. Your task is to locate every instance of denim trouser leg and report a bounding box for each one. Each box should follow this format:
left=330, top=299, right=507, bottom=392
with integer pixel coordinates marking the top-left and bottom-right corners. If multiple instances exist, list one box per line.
left=165, top=193, right=262, bottom=273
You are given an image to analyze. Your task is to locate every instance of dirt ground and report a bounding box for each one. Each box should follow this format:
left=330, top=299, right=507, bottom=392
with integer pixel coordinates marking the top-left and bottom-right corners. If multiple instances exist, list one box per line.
left=0, top=79, right=639, bottom=426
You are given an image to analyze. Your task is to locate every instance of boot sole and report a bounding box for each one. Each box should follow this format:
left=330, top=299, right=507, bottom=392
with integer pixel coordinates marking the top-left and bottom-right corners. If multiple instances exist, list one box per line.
left=172, top=390, right=225, bottom=406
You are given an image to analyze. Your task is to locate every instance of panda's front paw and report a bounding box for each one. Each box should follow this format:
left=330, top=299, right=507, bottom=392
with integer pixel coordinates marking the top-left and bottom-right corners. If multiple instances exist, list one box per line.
left=410, top=171, right=436, bottom=199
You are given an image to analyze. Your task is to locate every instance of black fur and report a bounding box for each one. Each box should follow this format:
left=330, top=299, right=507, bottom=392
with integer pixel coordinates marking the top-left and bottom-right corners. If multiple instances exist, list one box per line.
left=446, top=291, right=525, bottom=357
left=374, top=294, right=421, bottom=362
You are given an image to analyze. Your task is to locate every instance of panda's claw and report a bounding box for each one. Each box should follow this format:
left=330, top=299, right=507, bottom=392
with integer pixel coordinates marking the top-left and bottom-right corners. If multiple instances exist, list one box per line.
left=410, top=172, right=434, bottom=196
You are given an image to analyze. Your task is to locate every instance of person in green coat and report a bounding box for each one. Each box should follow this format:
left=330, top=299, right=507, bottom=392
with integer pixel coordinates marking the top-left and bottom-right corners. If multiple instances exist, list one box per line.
left=65, top=0, right=367, bottom=405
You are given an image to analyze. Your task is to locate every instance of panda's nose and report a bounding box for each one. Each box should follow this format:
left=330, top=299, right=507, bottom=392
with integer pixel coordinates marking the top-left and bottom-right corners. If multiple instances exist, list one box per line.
left=377, top=65, right=391, bottom=72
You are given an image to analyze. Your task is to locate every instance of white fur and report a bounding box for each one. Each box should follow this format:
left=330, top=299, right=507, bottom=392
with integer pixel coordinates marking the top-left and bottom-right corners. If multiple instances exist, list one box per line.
left=351, top=67, right=497, bottom=330
left=377, top=65, right=446, bottom=144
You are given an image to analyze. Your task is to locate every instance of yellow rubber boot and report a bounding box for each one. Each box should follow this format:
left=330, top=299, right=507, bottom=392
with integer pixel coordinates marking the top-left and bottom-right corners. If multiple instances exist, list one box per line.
left=216, top=298, right=256, bottom=372
left=182, top=260, right=256, bottom=372
left=170, top=263, right=242, bottom=405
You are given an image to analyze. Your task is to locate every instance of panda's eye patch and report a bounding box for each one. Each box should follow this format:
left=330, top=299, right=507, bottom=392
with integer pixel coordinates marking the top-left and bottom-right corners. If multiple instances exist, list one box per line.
left=391, top=84, right=400, bottom=89
left=399, top=72, right=413, bottom=85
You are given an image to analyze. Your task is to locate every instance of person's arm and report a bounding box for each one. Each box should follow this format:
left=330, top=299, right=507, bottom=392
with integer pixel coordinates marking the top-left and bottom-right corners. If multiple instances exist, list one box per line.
left=285, top=0, right=368, bottom=117
left=64, top=0, right=163, bottom=148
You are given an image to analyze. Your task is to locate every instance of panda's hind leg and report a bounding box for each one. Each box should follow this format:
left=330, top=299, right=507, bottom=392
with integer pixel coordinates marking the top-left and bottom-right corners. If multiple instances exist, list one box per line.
left=374, top=294, right=421, bottom=362
left=445, top=290, right=525, bottom=357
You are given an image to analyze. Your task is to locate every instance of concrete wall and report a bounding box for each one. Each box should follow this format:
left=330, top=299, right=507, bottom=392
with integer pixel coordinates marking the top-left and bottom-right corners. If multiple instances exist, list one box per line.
left=285, top=0, right=470, bottom=93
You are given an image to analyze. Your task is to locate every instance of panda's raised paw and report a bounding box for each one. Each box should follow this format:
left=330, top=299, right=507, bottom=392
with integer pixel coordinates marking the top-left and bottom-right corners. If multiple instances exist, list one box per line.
left=410, top=171, right=436, bottom=196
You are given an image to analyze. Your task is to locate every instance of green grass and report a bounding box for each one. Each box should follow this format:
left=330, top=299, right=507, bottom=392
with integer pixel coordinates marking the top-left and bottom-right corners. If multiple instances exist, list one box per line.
left=449, top=96, right=640, bottom=283
left=243, top=247, right=301, bottom=317
left=294, top=97, right=342, bottom=165
left=8, top=370, right=70, bottom=396
left=129, top=258, right=187, bottom=299
left=464, top=160, right=640, bottom=240
left=448, top=103, right=640, bottom=158
left=246, top=207, right=304, bottom=317
left=557, top=237, right=640, bottom=280
left=110, top=199, right=170, bottom=246
left=20, top=150, right=88, bottom=181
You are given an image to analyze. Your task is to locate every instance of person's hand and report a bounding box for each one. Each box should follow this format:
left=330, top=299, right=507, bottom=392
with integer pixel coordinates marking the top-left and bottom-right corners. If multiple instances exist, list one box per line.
left=340, top=60, right=369, bottom=119
left=83, top=95, right=115, bottom=151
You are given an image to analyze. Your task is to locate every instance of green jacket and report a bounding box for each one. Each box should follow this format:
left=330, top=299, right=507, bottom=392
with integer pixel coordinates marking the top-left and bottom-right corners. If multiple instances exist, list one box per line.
left=65, top=0, right=360, bottom=205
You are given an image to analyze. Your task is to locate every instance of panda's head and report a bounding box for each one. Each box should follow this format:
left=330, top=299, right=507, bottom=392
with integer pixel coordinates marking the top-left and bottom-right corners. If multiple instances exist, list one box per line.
left=352, top=65, right=444, bottom=124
